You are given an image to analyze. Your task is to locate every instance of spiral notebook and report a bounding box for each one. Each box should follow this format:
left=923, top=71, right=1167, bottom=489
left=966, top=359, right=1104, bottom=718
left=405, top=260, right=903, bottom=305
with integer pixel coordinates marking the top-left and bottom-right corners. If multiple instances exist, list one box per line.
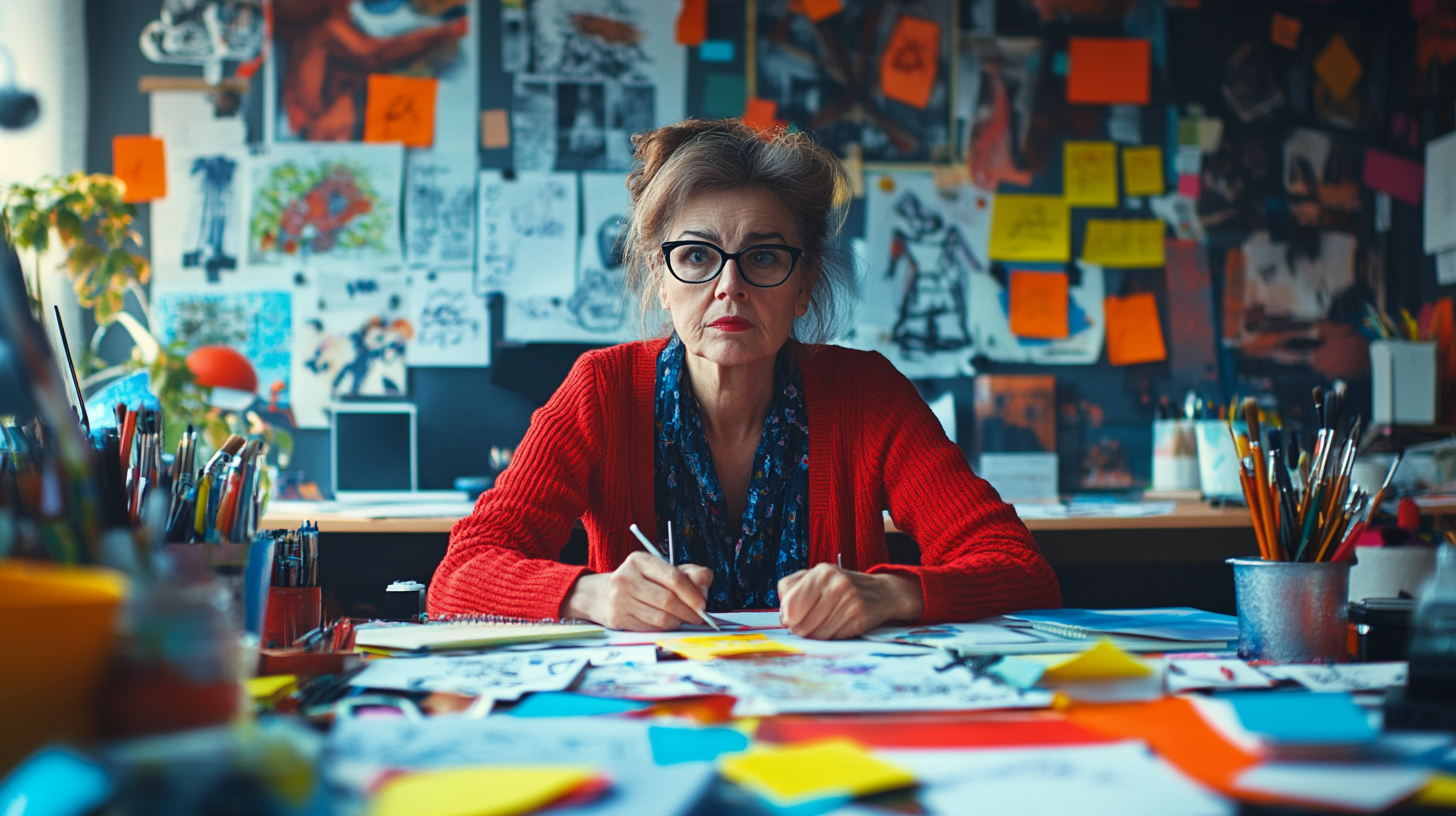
left=354, top=621, right=605, bottom=653
left=1004, top=608, right=1239, bottom=643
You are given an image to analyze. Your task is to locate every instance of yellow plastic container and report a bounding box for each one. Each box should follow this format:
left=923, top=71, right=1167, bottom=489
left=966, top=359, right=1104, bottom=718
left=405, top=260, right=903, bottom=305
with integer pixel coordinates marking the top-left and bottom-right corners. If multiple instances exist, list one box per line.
left=0, top=561, right=126, bottom=773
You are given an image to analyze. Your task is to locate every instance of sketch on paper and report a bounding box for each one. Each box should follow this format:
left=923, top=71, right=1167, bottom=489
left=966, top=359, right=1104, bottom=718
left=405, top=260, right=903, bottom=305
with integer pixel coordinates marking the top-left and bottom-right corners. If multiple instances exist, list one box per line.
left=408, top=271, right=490, bottom=368
left=349, top=653, right=588, bottom=700
left=139, top=0, right=264, bottom=84
left=506, top=171, right=636, bottom=343
left=576, top=662, right=737, bottom=700
left=511, top=76, right=656, bottom=171
left=151, top=148, right=250, bottom=286
left=847, top=172, right=990, bottom=378
left=248, top=144, right=403, bottom=269
left=476, top=170, right=579, bottom=301
left=754, top=0, right=953, bottom=163
left=269, top=0, right=477, bottom=150
left=961, top=37, right=1042, bottom=191
left=290, top=275, right=412, bottom=429
left=969, top=261, right=1106, bottom=365
left=329, top=716, right=658, bottom=773
left=404, top=152, right=476, bottom=269
left=152, top=288, right=292, bottom=405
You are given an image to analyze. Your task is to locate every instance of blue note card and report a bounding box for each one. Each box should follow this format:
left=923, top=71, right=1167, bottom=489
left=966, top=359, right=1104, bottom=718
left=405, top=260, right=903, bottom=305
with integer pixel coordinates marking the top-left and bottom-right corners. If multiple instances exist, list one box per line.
left=1222, top=691, right=1378, bottom=744
left=507, top=692, right=649, bottom=718
left=650, top=725, right=751, bottom=765
left=699, top=40, right=735, bottom=62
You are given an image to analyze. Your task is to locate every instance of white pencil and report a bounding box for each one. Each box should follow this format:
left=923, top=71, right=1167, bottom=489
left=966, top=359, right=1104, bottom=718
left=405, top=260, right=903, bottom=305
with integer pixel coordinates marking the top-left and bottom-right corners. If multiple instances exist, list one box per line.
left=629, top=523, right=720, bottom=631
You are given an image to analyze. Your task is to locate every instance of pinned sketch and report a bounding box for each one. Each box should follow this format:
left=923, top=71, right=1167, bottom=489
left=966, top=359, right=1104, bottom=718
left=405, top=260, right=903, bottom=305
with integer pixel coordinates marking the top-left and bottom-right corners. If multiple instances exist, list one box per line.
left=404, top=152, right=476, bottom=269
left=350, top=653, right=588, bottom=700
left=408, top=271, right=490, bottom=367
left=1236, top=230, right=1355, bottom=325
left=269, top=0, right=477, bottom=151
left=506, top=171, right=636, bottom=343
left=511, top=76, right=657, bottom=172
left=150, top=148, right=249, bottom=286
left=152, top=288, right=292, bottom=406
left=476, top=170, right=579, bottom=299
left=150, top=90, right=247, bottom=153
left=247, top=144, right=403, bottom=270
left=845, top=172, right=992, bottom=378
left=970, top=262, right=1106, bottom=365
left=290, top=274, right=412, bottom=428
left=139, top=0, right=264, bottom=84
left=962, top=37, right=1041, bottom=191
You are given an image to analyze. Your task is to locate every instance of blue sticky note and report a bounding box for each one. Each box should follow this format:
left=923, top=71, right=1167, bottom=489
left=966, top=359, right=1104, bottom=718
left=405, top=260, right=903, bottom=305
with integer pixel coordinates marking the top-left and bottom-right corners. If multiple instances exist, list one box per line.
left=0, top=748, right=112, bottom=816
left=1221, top=691, right=1378, bottom=744
left=699, top=40, right=735, bottom=63
left=649, top=726, right=751, bottom=765
left=1052, top=51, right=1070, bottom=76
left=507, top=692, right=649, bottom=718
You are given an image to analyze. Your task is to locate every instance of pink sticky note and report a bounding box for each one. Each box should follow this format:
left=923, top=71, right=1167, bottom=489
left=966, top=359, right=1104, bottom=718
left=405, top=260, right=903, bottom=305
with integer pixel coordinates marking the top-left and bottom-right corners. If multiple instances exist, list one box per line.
left=1363, top=147, right=1424, bottom=206
left=1177, top=173, right=1201, bottom=199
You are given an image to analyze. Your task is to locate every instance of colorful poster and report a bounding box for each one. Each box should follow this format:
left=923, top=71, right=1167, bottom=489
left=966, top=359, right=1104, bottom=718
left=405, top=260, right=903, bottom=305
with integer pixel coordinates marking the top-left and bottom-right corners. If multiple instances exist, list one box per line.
left=246, top=143, right=404, bottom=271
left=407, top=270, right=490, bottom=367
left=961, top=36, right=1041, bottom=192
left=505, top=171, right=636, bottom=343
left=290, top=274, right=413, bottom=429
left=152, top=288, right=293, bottom=407
left=476, top=170, right=579, bottom=299
left=268, top=0, right=477, bottom=152
left=404, top=151, right=477, bottom=270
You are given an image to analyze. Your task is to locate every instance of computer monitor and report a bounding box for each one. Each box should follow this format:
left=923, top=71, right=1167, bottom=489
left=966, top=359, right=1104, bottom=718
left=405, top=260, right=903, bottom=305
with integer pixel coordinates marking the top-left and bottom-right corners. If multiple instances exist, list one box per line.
left=331, top=402, right=417, bottom=501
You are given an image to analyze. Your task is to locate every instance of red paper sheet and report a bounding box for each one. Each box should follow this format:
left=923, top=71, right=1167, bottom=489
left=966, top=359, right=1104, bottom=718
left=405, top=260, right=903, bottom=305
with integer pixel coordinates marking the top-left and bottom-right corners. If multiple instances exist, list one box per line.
left=1363, top=147, right=1424, bottom=206
left=879, top=15, right=940, bottom=109
left=675, top=0, right=707, bottom=46
left=1066, top=38, right=1151, bottom=105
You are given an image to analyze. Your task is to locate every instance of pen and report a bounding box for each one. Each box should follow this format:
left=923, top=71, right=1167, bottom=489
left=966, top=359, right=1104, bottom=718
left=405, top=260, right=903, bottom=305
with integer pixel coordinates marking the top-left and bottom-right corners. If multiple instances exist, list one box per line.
left=629, top=523, right=720, bottom=631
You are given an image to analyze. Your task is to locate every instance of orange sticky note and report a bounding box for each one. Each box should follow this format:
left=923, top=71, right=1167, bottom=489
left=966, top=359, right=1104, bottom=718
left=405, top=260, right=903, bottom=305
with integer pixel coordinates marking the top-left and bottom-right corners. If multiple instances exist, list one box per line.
left=1314, top=34, right=1362, bottom=100
left=1270, top=13, right=1302, bottom=51
left=879, top=15, right=940, bottom=109
left=1067, top=38, right=1150, bottom=105
left=112, top=136, right=167, bottom=203
left=1105, top=292, right=1167, bottom=366
left=1008, top=270, right=1070, bottom=339
left=481, top=109, right=510, bottom=149
left=364, top=74, right=438, bottom=148
left=743, top=97, right=779, bottom=132
left=801, top=0, right=844, bottom=22
left=675, top=0, right=707, bottom=46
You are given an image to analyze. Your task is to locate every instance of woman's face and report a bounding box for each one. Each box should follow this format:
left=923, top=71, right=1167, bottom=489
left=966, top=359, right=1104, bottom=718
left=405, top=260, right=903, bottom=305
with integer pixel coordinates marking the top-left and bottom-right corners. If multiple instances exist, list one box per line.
left=658, top=187, right=812, bottom=370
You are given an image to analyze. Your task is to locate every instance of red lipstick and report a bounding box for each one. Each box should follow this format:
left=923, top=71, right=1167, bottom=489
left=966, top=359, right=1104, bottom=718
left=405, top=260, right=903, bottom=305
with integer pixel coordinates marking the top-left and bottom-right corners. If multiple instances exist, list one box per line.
left=708, top=316, right=753, bottom=332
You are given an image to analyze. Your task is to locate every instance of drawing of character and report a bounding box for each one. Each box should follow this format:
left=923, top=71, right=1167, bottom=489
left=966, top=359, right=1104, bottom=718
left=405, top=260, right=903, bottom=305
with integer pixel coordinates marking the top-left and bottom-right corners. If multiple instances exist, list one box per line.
left=885, top=193, right=977, bottom=354
left=568, top=214, right=628, bottom=332
left=183, top=155, right=239, bottom=282
left=545, top=1, right=648, bottom=80
left=275, top=0, right=467, bottom=141
left=418, top=289, right=479, bottom=348
left=140, top=0, right=264, bottom=84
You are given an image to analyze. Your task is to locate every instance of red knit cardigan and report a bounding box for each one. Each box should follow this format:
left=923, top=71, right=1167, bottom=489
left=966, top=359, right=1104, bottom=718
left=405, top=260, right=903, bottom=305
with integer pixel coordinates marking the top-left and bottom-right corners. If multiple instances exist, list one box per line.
left=428, top=339, right=1060, bottom=623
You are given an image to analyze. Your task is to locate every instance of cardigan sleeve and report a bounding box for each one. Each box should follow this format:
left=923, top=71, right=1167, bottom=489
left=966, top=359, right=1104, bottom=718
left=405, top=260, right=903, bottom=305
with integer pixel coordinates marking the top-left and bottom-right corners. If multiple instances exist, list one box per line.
left=859, top=355, right=1061, bottom=624
left=427, top=353, right=602, bottom=620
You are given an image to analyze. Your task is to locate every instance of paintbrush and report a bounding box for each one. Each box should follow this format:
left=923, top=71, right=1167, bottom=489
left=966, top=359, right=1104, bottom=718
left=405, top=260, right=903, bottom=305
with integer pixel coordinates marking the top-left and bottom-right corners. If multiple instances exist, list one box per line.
left=1244, top=398, right=1279, bottom=560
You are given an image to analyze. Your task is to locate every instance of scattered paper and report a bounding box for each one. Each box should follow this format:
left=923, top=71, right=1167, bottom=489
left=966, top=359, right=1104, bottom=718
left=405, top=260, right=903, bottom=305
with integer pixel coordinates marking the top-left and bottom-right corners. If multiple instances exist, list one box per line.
left=1006, top=608, right=1239, bottom=642
left=1165, top=659, right=1274, bottom=692
left=575, top=661, right=739, bottom=700
left=407, top=271, right=490, bottom=368
left=1063, top=142, right=1118, bottom=207
left=1259, top=663, right=1408, bottom=693
left=1220, top=691, right=1378, bottom=746
left=708, top=611, right=783, bottom=629
left=476, top=169, right=578, bottom=297
left=1123, top=146, right=1165, bottom=197
left=1424, top=131, right=1456, bottom=253
left=1235, top=763, right=1432, bottom=813
left=507, top=692, right=649, bottom=718
left=1081, top=219, right=1166, bottom=267
left=648, top=726, right=750, bottom=766
left=1104, top=292, right=1167, bottom=366
left=364, top=74, right=438, bottom=148
left=371, top=766, right=597, bottom=816
left=879, top=15, right=941, bottom=109
left=1039, top=641, right=1155, bottom=683
left=350, top=653, right=588, bottom=700
left=1008, top=270, right=1070, bottom=338
left=721, top=739, right=915, bottom=810
left=989, top=195, right=1071, bottom=262
left=1066, top=38, right=1150, bottom=105
left=112, top=136, right=167, bottom=203
left=662, top=634, right=800, bottom=661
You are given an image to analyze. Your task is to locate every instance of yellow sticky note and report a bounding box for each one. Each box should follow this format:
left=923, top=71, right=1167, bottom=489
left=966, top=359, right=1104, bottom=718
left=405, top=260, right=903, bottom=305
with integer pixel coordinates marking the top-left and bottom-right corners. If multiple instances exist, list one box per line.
left=245, top=674, right=298, bottom=702
left=1122, top=146, right=1165, bottom=197
left=1314, top=34, right=1362, bottom=100
left=663, top=633, right=801, bottom=661
left=1063, top=141, right=1118, bottom=206
left=1415, top=773, right=1456, bottom=808
left=1081, top=219, right=1166, bottom=268
left=370, top=767, right=596, bottom=816
left=989, top=195, right=1071, bottom=262
left=720, top=739, right=915, bottom=808
left=1041, top=640, right=1153, bottom=682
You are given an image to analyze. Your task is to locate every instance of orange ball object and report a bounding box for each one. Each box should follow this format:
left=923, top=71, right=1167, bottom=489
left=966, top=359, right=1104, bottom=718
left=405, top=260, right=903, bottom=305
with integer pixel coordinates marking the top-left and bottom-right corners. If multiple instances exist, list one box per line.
left=186, top=346, right=258, bottom=394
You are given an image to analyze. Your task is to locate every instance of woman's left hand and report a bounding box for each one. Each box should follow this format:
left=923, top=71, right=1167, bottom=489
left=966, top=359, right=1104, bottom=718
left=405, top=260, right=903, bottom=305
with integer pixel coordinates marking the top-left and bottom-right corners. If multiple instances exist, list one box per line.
left=777, top=563, right=925, bottom=640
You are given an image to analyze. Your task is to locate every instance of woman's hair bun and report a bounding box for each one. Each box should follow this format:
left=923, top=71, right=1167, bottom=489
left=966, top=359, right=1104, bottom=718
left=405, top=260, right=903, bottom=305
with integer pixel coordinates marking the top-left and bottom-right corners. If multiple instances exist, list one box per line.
left=626, top=119, right=755, bottom=203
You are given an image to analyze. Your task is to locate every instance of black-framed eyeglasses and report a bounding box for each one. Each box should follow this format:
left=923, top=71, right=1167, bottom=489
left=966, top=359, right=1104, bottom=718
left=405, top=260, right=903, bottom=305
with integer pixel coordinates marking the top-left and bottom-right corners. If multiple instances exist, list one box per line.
left=661, top=240, right=803, bottom=288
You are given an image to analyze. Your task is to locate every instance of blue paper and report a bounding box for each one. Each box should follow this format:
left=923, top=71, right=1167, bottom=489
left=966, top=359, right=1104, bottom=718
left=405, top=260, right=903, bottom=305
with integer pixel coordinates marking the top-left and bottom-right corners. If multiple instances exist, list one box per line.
left=507, top=692, right=649, bottom=718
left=0, top=747, right=111, bottom=816
left=699, top=40, right=735, bottom=62
left=1222, top=691, right=1378, bottom=745
left=1006, top=607, right=1239, bottom=642
left=649, top=726, right=750, bottom=765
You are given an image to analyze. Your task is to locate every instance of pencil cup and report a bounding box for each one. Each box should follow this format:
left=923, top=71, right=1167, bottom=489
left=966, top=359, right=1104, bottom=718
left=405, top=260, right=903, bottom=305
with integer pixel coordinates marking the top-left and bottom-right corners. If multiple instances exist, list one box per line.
left=263, top=586, right=322, bottom=650
left=1152, top=419, right=1199, bottom=491
left=1227, top=558, right=1351, bottom=663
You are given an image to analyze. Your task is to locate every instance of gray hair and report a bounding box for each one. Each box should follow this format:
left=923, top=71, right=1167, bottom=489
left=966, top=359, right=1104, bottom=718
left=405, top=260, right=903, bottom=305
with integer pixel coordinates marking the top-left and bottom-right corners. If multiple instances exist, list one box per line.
left=622, top=119, right=857, bottom=345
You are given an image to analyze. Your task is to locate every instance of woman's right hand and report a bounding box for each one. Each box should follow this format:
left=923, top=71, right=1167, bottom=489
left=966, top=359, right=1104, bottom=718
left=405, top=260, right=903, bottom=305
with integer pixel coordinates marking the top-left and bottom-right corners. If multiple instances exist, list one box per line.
left=561, top=552, right=714, bottom=631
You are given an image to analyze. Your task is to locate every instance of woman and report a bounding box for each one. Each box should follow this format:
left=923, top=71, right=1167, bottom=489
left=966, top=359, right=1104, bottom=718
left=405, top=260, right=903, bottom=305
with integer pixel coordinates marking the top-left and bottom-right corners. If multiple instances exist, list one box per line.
left=429, top=120, right=1060, bottom=639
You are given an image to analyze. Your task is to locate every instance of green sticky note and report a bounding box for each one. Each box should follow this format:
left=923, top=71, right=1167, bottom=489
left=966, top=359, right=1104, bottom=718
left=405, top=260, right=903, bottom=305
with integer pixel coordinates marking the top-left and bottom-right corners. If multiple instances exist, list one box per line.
left=703, top=73, right=746, bottom=120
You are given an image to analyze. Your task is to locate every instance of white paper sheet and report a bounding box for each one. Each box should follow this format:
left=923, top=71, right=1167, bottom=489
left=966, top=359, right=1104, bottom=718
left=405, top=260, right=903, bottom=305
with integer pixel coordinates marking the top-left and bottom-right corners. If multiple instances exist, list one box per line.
left=404, top=151, right=477, bottom=270
left=708, top=611, right=784, bottom=629
left=866, top=622, right=1045, bottom=649
left=477, top=170, right=578, bottom=302
left=329, top=715, right=656, bottom=770
left=576, top=661, right=741, bottom=700
left=1165, top=659, right=1275, bottom=692
left=499, top=644, right=656, bottom=667
left=504, top=171, right=637, bottom=342
left=1259, top=662, right=1408, bottom=693
left=289, top=273, right=412, bottom=428
left=150, top=148, right=255, bottom=288
left=864, top=743, right=1233, bottom=816
left=1425, top=131, right=1456, bottom=254
left=150, top=90, right=247, bottom=152
left=407, top=270, right=490, bottom=367
left=971, top=261, right=1106, bottom=365
left=152, top=287, right=293, bottom=406
left=349, top=653, right=588, bottom=700
left=1235, top=763, right=1432, bottom=812
left=1238, top=230, right=1355, bottom=322
left=246, top=144, right=404, bottom=271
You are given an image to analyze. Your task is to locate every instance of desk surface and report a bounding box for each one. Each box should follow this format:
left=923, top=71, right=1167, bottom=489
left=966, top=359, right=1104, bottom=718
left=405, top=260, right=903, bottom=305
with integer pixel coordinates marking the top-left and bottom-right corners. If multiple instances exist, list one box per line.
left=263, top=500, right=1254, bottom=535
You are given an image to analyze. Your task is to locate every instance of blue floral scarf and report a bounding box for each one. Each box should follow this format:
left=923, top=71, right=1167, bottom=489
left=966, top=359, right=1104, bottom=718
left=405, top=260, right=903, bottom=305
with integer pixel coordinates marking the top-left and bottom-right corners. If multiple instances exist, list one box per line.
left=653, top=336, right=810, bottom=611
